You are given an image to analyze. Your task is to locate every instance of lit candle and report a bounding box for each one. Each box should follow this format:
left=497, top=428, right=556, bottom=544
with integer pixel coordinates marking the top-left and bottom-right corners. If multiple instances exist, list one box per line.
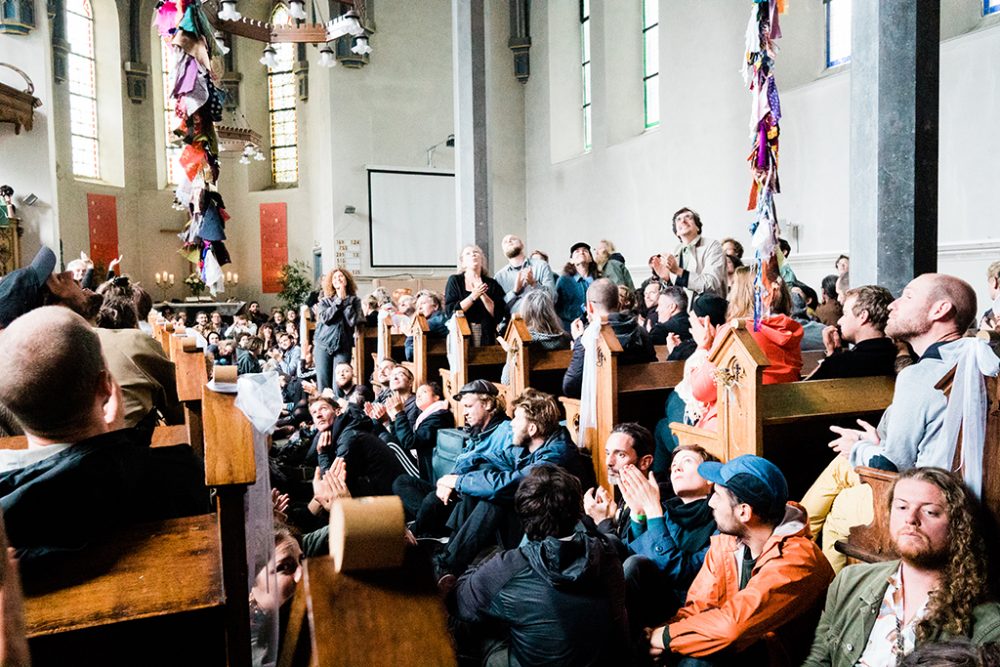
left=233, top=273, right=239, bottom=284
left=155, top=272, right=162, bottom=283
left=226, top=271, right=232, bottom=282
left=169, top=273, right=175, bottom=285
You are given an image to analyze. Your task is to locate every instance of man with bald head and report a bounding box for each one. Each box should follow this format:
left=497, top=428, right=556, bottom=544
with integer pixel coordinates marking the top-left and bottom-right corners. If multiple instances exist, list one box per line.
left=493, top=234, right=556, bottom=314
left=801, top=273, right=980, bottom=571
left=0, top=307, right=207, bottom=575
left=562, top=278, right=655, bottom=398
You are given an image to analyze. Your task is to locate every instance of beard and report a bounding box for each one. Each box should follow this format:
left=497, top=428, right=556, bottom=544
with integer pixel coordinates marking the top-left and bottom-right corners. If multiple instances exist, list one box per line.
left=895, top=532, right=949, bottom=569
left=504, top=245, right=523, bottom=259
left=885, top=311, right=932, bottom=340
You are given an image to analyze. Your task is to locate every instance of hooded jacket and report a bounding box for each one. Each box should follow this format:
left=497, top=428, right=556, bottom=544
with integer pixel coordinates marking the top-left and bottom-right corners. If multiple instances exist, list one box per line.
left=562, top=312, right=656, bottom=398
left=688, top=315, right=804, bottom=430
left=453, top=531, right=629, bottom=666
left=666, top=503, right=834, bottom=661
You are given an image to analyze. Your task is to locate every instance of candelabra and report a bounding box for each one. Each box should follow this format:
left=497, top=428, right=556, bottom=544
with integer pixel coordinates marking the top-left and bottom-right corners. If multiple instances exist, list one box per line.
left=225, top=271, right=240, bottom=299
left=155, top=271, right=175, bottom=302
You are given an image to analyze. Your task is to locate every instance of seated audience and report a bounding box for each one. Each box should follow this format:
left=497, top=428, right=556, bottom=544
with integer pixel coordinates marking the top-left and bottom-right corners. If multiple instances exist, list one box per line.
left=250, top=520, right=304, bottom=665
left=449, top=464, right=628, bottom=667
left=276, top=331, right=301, bottom=377
left=778, top=237, right=798, bottom=285
left=247, top=300, right=268, bottom=327
left=800, top=274, right=978, bottom=571
left=584, top=423, right=657, bottom=542
left=687, top=266, right=803, bottom=430
left=641, top=279, right=662, bottom=326
left=836, top=271, right=851, bottom=304
left=404, top=289, right=448, bottom=361
left=430, top=389, right=587, bottom=579
left=499, top=289, right=571, bottom=385
left=618, top=445, right=718, bottom=632
left=720, top=237, right=744, bottom=260
left=371, top=358, right=398, bottom=398
left=648, top=455, right=834, bottom=664
left=270, top=308, right=285, bottom=329
left=369, top=365, right=418, bottom=429
left=332, top=362, right=356, bottom=401
left=258, top=322, right=277, bottom=352
left=493, top=234, right=557, bottom=314
left=445, top=245, right=507, bottom=346
left=648, top=285, right=696, bottom=360
left=792, top=291, right=826, bottom=352
left=562, top=279, right=655, bottom=399
left=237, top=335, right=264, bottom=374
left=0, top=307, right=208, bottom=576
left=804, top=468, right=1000, bottom=666
left=724, top=253, right=742, bottom=291
left=594, top=238, right=635, bottom=291
left=836, top=254, right=850, bottom=276
left=386, top=381, right=454, bottom=482
left=225, top=313, right=257, bottom=338
left=816, top=274, right=844, bottom=326
left=808, top=284, right=897, bottom=381
left=393, top=380, right=509, bottom=523
left=209, top=310, right=225, bottom=334
left=555, top=242, right=600, bottom=331
left=981, top=260, right=1000, bottom=330
left=191, top=311, right=211, bottom=336
left=94, top=283, right=183, bottom=433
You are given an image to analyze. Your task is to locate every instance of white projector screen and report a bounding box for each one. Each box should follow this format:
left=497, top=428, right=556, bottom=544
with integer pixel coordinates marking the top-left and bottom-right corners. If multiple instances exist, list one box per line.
left=368, top=168, right=456, bottom=268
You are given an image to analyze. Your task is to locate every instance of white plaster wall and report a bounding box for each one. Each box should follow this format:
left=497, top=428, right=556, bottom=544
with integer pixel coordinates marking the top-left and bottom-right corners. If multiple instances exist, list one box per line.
left=523, top=0, right=1000, bottom=310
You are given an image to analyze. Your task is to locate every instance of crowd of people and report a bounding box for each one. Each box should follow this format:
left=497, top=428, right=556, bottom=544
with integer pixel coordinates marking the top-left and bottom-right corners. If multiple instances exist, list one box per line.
left=0, top=209, right=999, bottom=665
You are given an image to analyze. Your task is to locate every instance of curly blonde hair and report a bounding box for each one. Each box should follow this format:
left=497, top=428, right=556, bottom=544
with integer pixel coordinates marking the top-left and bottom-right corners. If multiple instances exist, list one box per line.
left=890, top=468, right=989, bottom=642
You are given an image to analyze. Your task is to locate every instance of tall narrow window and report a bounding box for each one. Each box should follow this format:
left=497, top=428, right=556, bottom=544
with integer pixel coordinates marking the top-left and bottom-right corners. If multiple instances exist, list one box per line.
left=66, top=0, right=99, bottom=178
left=986, top=0, right=1000, bottom=15
left=161, top=39, right=181, bottom=186
left=642, top=0, right=659, bottom=128
left=826, top=0, right=852, bottom=68
left=580, top=0, right=591, bottom=150
left=268, top=5, right=299, bottom=184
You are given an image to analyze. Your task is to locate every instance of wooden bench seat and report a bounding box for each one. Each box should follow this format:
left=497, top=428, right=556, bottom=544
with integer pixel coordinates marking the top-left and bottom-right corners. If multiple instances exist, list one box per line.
left=439, top=311, right=508, bottom=426
left=670, top=321, right=895, bottom=497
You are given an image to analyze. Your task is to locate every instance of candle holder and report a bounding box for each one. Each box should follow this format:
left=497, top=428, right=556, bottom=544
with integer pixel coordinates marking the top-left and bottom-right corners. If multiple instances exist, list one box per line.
left=154, top=271, right=175, bottom=302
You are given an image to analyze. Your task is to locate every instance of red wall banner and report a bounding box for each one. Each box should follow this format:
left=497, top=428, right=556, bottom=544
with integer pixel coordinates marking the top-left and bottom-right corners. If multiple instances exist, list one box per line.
left=87, top=193, right=119, bottom=270
left=260, top=203, right=288, bottom=294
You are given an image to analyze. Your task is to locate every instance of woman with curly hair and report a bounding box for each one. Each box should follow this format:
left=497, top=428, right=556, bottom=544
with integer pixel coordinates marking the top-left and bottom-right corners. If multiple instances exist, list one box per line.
left=803, top=467, right=1000, bottom=667
left=313, top=267, right=362, bottom=392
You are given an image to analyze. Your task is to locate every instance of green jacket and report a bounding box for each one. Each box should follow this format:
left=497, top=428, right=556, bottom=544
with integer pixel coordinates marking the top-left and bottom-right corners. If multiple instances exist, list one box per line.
left=803, top=560, right=1000, bottom=667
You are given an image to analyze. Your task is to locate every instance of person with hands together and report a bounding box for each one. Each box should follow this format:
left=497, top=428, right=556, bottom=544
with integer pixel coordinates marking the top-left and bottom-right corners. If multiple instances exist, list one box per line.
left=313, top=267, right=362, bottom=392
left=444, top=245, right=507, bottom=346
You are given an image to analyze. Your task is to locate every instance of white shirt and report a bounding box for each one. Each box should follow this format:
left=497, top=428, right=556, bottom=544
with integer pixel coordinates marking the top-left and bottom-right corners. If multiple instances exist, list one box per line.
left=0, top=442, right=73, bottom=473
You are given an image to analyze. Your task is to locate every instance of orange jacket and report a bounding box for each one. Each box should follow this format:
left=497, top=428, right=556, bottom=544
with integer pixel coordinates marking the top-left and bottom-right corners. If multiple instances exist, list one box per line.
left=689, top=315, right=804, bottom=430
left=667, top=503, right=834, bottom=660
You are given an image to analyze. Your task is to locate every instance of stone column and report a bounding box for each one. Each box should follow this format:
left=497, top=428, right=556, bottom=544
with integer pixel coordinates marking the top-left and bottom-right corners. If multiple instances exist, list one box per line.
left=452, top=0, right=491, bottom=262
left=849, top=0, right=940, bottom=296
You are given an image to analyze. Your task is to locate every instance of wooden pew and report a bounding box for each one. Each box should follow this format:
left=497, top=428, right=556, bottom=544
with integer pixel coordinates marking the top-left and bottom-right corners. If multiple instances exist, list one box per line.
left=439, top=311, right=507, bottom=427
left=352, top=322, right=378, bottom=384
left=16, top=382, right=257, bottom=666
left=408, top=313, right=448, bottom=387
left=838, top=341, right=1000, bottom=564
left=168, top=330, right=209, bottom=457
left=377, top=311, right=409, bottom=365
left=669, top=321, right=895, bottom=496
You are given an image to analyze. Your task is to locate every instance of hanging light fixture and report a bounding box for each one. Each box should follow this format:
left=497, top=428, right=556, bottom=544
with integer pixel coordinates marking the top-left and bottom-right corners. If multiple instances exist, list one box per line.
left=326, top=9, right=365, bottom=41
left=318, top=44, right=337, bottom=68
left=218, top=0, right=241, bottom=21
left=351, top=35, right=372, bottom=56
left=288, top=0, right=308, bottom=21
left=259, top=44, right=278, bottom=68
left=214, top=30, right=230, bottom=56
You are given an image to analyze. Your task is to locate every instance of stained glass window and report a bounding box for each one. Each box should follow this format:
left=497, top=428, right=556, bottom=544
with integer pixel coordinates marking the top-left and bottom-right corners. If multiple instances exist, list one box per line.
left=826, top=0, right=852, bottom=68
left=642, top=0, right=659, bottom=128
left=580, top=0, right=591, bottom=150
left=66, top=0, right=99, bottom=178
left=161, top=38, right=181, bottom=186
left=268, top=5, right=299, bottom=184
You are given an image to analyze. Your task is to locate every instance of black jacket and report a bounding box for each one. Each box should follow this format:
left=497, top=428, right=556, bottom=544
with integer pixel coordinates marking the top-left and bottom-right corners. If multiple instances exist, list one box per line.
left=808, top=336, right=898, bottom=381
left=0, top=429, right=208, bottom=579
left=452, top=531, right=629, bottom=666
left=315, top=294, right=361, bottom=354
left=391, top=408, right=455, bottom=482
left=444, top=274, right=508, bottom=346
left=562, top=312, right=656, bottom=398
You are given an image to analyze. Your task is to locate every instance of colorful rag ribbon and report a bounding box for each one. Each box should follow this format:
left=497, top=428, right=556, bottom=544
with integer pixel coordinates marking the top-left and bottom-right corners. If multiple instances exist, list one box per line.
left=156, top=0, right=231, bottom=295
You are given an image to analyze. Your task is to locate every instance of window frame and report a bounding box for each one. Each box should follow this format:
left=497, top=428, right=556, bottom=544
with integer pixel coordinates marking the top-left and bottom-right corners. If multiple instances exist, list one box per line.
left=160, top=38, right=182, bottom=187
left=642, top=0, right=659, bottom=129
left=986, top=0, right=1000, bottom=16
left=66, top=0, right=100, bottom=179
left=580, top=0, right=591, bottom=151
left=825, top=0, right=852, bottom=69
left=267, top=4, right=300, bottom=185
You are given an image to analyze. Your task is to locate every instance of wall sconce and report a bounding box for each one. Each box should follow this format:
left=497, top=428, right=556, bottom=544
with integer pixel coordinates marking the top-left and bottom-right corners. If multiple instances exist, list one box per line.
left=214, top=30, right=230, bottom=56
left=426, top=134, right=455, bottom=167
left=288, top=0, right=308, bottom=21
left=318, top=44, right=337, bottom=68
left=218, top=0, right=241, bottom=21
left=351, top=35, right=372, bottom=56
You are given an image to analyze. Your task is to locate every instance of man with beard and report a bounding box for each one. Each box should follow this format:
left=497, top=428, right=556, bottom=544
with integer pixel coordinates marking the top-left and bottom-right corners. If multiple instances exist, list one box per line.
left=648, top=455, right=834, bottom=664
left=804, top=468, right=1000, bottom=666
left=583, top=422, right=656, bottom=540
left=800, top=273, right=979, bottom=571
left=493, top=234, right=556, bottom=314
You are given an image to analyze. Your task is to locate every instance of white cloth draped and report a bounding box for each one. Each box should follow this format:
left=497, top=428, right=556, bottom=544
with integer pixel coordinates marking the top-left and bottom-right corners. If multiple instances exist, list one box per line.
left=577, top=318, right=602, bottom=448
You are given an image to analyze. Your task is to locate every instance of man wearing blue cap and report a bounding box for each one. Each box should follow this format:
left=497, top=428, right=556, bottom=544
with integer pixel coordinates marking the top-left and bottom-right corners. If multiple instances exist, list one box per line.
left=648, top=455, right=834, bottom=665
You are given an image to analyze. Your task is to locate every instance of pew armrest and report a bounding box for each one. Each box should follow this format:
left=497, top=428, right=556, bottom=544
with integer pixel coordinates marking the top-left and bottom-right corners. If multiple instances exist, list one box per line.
left=834, top=467, right=897, bottom=564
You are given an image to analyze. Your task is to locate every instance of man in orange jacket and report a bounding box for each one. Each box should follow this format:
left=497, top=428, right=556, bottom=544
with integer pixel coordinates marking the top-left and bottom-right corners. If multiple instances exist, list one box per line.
left=648, top=455, right=834, bottom=665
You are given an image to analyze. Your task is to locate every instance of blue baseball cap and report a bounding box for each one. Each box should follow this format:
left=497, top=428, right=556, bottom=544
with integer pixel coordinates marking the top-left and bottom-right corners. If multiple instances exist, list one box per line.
left=698, top=455, right=788, bottom=517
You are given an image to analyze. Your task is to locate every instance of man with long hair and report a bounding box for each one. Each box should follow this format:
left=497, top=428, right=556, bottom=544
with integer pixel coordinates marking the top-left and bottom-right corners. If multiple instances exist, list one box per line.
left=804, top=468, right=1000, bottom=666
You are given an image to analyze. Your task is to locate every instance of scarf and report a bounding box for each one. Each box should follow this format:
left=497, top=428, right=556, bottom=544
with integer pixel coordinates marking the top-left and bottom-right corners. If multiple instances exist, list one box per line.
left=414, top=400, right=450, bottom=431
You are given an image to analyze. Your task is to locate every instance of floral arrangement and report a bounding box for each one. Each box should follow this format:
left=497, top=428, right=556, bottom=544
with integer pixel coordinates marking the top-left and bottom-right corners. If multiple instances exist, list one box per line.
left=184, top=272, right=207, bottom=296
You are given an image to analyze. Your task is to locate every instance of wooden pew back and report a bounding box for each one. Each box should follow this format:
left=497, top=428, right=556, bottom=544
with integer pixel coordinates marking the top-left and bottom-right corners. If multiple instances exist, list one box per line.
left=440, top=311, right=506, bottom=427
left=408, top=313, right=448, bottom=387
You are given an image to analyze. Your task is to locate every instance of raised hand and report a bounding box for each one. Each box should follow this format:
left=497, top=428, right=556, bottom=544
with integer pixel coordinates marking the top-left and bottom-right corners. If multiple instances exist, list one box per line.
left=621, top=466, right=663, bottom=519
left=271, top=488, right=290, bottom=521
left=583, top=486, right=617, bottom=523
left=822, top=325, right=842, bottom=356
left=664, top=254, right=681, bottom=276
left=315, top=430, right=332, bottom=453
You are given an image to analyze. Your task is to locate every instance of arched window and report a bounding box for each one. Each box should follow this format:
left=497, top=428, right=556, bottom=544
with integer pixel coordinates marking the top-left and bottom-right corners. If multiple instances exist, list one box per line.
left=66, top=0, right=99, bottom=178
left=268, top=4, right=299, bottom=184
left=579, top=0, right=591, bottom=151
left=642, top=0, right=659, bottom=128
left=160, top=38, right=181, bottom=186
